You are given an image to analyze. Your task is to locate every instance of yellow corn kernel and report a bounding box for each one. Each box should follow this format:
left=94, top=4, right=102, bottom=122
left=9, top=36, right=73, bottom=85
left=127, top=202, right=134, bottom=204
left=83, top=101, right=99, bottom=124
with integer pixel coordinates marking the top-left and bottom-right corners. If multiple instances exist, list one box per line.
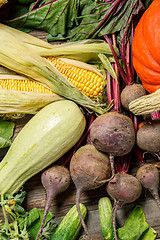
left=0, top=79, right=53, bottom=94
left=45, top=57, right=105, bottom=98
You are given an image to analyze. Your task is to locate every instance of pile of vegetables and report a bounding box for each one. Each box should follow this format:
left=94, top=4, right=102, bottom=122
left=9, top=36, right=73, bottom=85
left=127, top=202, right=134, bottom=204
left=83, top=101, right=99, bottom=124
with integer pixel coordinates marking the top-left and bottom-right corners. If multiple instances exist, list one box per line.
left=0, top=0, right=160, bottom=239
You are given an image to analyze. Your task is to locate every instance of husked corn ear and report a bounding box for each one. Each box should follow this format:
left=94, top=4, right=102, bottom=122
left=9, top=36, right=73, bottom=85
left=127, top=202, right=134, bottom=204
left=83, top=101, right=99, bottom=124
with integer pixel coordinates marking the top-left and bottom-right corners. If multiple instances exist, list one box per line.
left=45, top=57, right=105, bottom=98
left=0, top=79, right=53, bottom=94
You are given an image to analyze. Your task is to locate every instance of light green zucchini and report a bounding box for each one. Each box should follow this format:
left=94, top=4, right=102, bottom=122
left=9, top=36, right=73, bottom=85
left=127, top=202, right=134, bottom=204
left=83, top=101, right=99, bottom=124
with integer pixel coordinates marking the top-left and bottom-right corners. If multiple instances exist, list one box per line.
left=98, top=197, right=114, bottom=240
left=0, top=100, right=86, bottom=195
left=51, top=204, right=87, bottom=240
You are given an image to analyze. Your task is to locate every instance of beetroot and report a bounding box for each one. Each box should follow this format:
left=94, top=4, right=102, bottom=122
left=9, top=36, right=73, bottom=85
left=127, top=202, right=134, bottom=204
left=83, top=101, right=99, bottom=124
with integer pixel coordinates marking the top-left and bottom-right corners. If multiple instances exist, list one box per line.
left=69, top=144, right=111, bottom=236
left=136, top=120, right=160, bottom=153
left=36, top=165, right=70, bottom=240
left=90, top=111, right=135, bottom=178
left=90, top=111, right=135, bottom=156
left=136, top=163, right=160, bottom=208
left=106, top=172, right=142, bottom=240
left=121, top=83, right=147, bottom=110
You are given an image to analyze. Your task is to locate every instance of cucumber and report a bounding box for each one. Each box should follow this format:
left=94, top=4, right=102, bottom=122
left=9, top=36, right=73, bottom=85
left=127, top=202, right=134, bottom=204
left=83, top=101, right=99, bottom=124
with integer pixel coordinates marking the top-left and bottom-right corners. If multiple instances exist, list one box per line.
left=51, top=204, right=87, bottom=240
left=0, top=100, right=86, bottom=195
left=98, top=197, right=114, bottom=240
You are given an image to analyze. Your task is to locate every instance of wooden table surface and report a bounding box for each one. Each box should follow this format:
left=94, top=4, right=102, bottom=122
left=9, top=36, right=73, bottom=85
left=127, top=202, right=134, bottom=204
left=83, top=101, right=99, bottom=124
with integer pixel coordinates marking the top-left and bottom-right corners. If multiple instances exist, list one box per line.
left=0, top=31, right=160, bottom=239
left=0, top=106, right=160, bottom=240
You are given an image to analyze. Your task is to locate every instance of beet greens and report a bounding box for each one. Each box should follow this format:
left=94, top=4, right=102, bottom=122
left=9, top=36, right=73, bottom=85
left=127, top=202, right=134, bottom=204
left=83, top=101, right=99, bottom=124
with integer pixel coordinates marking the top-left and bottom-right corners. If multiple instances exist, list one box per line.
left=3, top=0, right=144, bottom=42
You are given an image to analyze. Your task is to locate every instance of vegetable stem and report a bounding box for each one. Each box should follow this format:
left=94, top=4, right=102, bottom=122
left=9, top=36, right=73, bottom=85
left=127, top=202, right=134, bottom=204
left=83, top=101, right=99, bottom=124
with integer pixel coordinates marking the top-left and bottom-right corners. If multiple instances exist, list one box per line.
left=103, top=34, right=128, bottom=85
left=1, top=194, right=13, bottom=234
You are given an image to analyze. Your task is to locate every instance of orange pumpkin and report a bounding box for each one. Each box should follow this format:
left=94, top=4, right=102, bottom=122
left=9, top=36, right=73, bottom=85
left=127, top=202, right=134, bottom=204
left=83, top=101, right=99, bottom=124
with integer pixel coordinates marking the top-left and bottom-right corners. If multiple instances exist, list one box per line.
left=132, top=0, right=160, bottom=93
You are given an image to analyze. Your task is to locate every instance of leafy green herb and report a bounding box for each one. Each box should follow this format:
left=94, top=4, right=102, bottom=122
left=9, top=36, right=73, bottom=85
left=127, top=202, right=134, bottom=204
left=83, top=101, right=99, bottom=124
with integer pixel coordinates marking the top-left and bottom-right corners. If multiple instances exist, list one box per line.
left=0, top=191, right=57, bottom=239
left=0, top=118, right=14, bottom=148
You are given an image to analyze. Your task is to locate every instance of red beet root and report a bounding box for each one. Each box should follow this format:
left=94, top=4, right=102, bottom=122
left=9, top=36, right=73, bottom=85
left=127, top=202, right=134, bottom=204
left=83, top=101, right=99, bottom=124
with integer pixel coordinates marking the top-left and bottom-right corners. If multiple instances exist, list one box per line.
left=106, top=173, right=142, bottom=240
left=90, top=112, right=135, bottom=156
left=90, top=111, right=135, bottom=178
left=121, top=83, right=147, bottom=110
left=136, top=163, right=160, bottom=208
left=70, top=144, right=111, bottom=237
left=36, top=165, right=70, bottom=240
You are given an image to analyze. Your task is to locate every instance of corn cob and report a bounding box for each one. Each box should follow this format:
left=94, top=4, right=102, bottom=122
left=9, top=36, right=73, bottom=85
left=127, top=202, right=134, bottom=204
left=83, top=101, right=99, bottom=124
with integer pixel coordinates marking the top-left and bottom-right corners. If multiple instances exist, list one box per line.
left=45, top=57, right=105, bottom=98
left=0, top=59, right=105, bottom=98
left=0, top=70, right=63, bottom=118
left=0, top=78, right=53, bottom=94
left=0, top=25, right=114, bottom=114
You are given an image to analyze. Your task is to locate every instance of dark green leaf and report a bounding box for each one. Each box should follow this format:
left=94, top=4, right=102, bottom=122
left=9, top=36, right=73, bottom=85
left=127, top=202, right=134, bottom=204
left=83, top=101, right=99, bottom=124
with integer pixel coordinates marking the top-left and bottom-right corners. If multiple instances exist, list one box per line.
left=142, top=0, right=153, bottom=9
left=13, top=204, right=26, bottom=214
left=0, top=233, right=8, bottom=240
left=48, top=0, right=144, bottom=41
left=27, top=209, right=54, bottom=240
left=27, top=208, right=41, bottom=227
left=14, top=191, right=26, bottom=205
left=40, top=221, right=57, bottom=239
left=0, top=119, right=15, bottom=148
left=10, top=4, right=30, bottom=19
left=117, top=205, right=149, bottom=240
left=140, top=227, right=157, bottom=240
left=6, top=0, right=78, bottom=36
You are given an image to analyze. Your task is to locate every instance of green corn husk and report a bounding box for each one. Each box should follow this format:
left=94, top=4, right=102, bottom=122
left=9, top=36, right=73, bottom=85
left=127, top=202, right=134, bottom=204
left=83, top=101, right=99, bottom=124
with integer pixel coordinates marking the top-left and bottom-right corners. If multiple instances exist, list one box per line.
left=0, top=24, right=119, bottom=62
left=0, top=70, right=63, bottom=117
left=0, top=24, right=118, bottom=80
left=129, top=89, right=160, bottom=115
left=0, top=25, right=114, bottom=114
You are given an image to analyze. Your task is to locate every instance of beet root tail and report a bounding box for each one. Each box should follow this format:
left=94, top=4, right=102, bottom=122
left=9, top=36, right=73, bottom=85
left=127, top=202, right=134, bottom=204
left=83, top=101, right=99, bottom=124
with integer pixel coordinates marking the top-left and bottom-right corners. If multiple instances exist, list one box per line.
left=76, top=189, right=89, bottom=236
left=35, top=194, right=53, bottom=240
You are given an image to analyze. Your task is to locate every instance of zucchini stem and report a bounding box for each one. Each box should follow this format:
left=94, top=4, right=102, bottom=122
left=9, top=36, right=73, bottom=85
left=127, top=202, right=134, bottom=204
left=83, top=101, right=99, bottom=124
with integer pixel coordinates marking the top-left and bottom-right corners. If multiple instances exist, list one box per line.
left=1, top=194, right=13, bottom=234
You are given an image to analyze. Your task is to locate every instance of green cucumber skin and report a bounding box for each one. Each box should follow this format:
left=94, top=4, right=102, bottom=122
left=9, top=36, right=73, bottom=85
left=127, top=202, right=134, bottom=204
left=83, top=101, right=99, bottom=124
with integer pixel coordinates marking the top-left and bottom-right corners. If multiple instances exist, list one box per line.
left=51, top=204, right=87, bottom=240
left=98, top=197, right=114, bottom=240
left=0, top=100, right=86, bottom=195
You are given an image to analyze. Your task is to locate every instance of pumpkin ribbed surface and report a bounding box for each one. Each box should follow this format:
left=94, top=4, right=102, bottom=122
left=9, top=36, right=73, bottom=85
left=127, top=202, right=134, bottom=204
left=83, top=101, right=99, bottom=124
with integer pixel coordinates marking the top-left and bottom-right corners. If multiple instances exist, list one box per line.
left=132, top=0, right=160, bottom=93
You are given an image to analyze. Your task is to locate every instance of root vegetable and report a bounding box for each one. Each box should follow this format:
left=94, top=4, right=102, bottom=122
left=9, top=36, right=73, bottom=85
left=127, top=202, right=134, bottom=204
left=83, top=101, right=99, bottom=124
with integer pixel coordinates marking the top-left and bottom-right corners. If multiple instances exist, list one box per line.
left=90, top=112, right=135, bottom=156
left=136, top=163, right=160, bottom=208
left=136, top=120, right=160, bottom=153
left=106, top=172, right=142, bottom=240
left=121, top=83, right=147, bottom=110
left=90, top=111, right=135, bottom=177
left=69, top=144, right=111, bottom=236
left=36, top=165, right=71, bottom=240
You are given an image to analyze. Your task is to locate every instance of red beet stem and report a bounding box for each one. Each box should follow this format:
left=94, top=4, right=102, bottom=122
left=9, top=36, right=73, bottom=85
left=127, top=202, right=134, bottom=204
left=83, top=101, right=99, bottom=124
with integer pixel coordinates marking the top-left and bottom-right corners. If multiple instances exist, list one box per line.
left=103, top=34, right=129, bottom=85
left=151, top=111, right=160, bottom=120
left=107, top=71, right=112, bottom=105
